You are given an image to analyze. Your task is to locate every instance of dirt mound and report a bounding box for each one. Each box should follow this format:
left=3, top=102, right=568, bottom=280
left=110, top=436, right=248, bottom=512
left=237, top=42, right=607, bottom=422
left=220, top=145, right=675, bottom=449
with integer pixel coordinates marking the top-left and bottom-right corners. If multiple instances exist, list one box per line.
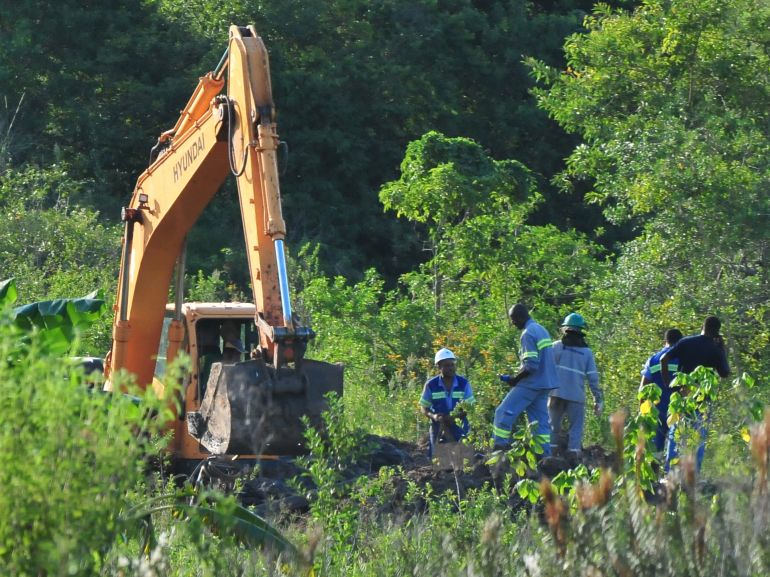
left=237, top=436, right=615, bottom=516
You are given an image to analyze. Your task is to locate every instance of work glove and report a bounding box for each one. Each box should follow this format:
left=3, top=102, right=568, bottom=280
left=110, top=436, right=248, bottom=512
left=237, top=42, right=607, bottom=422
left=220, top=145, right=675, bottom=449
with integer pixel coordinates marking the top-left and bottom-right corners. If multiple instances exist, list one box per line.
left=594, top=401, right=604, bottom=416
left=499, top=373, right=520, bottom=387
left=429, top=412, right=452, bottom=425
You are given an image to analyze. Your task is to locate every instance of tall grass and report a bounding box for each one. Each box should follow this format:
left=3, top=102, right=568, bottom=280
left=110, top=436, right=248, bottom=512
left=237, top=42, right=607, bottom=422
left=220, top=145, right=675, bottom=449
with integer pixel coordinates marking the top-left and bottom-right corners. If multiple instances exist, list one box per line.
left=2, top=293, right=768, bottom=576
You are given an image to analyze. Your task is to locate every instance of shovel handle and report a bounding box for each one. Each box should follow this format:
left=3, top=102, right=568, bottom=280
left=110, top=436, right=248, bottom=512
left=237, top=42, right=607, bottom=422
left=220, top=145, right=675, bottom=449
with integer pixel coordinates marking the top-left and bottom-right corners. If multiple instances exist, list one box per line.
left=440, top=419, right=457, bottom=442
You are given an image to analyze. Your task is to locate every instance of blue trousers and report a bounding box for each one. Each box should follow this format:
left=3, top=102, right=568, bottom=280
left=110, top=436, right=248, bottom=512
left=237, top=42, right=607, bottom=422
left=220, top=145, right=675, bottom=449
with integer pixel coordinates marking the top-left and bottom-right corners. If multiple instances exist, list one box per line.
left=665, top=411, right=707, bottom=473
left=493, top=386, right=551, bottom=456
left=548, top=396, right=585, bottom=452
left=653, top=393, right=671, bottom=453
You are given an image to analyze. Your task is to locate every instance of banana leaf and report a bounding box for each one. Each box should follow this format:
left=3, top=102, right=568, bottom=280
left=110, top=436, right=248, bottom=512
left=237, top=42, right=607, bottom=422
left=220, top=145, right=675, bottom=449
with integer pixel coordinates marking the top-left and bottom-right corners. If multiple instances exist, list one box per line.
left=125, top=494, right=299, bottom=556
left=178, top=502, right=298, bottom=554
left=0, top=278, right=17, bottom=308
left=7, top=280, right=106, bottom=355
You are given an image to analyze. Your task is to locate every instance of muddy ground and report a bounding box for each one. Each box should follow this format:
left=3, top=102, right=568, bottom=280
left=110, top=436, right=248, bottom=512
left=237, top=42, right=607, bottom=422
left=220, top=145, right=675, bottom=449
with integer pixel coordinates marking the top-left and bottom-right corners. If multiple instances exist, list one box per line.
left=237, top=435, right=616, bottom=517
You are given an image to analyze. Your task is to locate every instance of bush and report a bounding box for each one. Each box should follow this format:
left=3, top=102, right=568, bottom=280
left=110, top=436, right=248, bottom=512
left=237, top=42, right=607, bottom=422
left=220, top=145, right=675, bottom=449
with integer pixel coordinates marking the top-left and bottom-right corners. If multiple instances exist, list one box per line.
left=0, top=318, right=169, bottom=576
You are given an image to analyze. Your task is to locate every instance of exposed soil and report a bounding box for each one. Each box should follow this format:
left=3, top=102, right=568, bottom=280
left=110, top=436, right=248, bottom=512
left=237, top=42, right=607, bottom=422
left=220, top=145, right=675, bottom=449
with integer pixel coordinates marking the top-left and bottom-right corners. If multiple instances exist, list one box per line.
left=236, top=435, right=616, bottom=517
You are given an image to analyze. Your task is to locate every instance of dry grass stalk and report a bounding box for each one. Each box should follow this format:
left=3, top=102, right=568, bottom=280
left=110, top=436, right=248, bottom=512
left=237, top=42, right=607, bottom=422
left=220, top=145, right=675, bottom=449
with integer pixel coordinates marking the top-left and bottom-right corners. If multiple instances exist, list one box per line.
left=540, top=478, right=567, bottom=555
left=750, top=409, right=770, bottom=494
left=610, top=410, right=627, bottom=473
left=576, top=469, right=614, bottom=511
left=481, top=514, right=501, bottom=545
left=681, top=455, right=696, bottom=496
left=634, top=430, right=646, bottom=496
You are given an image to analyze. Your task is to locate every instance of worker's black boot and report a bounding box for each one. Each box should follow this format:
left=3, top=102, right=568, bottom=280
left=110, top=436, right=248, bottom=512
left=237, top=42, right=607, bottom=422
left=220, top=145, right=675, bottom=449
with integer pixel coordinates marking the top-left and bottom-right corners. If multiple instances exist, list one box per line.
left=566, top=449, right=582, bottom=467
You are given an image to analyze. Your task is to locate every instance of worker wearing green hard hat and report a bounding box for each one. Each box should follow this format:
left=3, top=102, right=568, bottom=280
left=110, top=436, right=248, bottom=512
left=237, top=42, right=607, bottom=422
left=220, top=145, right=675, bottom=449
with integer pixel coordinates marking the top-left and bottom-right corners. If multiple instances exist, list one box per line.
left=561, top=312, right=587, bottom=330
left=549, top=311, right=603, bottom=464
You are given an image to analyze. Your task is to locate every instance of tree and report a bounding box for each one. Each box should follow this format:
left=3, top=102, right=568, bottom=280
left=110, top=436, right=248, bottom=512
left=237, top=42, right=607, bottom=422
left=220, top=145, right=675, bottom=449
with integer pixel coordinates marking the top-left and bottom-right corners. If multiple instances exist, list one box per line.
left=0, top=0, right=211, bottom=210
left=299, top=132, right=603, bottom=439
left=0, top=165, right=121, bottom=353
left=529, top=0, right=770, bottom=406
left=150, top=0, right=620, bottom=280
left=380, top=131, right=601, bottom=317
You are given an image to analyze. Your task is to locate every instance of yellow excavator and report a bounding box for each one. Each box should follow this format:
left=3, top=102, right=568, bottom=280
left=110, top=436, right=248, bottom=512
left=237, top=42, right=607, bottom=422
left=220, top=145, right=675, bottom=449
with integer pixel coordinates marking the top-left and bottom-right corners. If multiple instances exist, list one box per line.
left=104, top=25, right=343, bottom=468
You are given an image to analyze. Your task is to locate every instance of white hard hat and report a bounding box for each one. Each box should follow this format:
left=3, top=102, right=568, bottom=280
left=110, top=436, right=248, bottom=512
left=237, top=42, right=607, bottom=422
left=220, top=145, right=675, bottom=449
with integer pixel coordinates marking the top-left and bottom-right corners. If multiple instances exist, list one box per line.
left=434, top=348, right=456, bottom=365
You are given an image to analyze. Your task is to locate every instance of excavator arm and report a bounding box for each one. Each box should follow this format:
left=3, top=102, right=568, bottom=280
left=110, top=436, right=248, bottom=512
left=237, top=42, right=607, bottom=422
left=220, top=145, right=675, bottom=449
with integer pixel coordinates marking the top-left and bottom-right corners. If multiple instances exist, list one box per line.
left=225, top=26, right=311, bottom=367
left=108, top=25, right=307, bottom=389
left=106, top=26, right=342, bottom=458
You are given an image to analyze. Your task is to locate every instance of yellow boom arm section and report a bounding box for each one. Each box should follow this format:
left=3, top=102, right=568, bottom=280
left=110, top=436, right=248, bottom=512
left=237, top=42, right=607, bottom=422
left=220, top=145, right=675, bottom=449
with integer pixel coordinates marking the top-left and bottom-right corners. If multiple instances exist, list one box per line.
left=107, top=25, right=304, bottom=390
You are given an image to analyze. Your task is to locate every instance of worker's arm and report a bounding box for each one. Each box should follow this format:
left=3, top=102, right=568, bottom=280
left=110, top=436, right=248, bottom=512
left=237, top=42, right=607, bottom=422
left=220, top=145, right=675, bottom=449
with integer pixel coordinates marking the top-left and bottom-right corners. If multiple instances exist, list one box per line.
left=586, top=350, right=603, bottom=414
left=462, top=380, right=476, bottom=405
left=508, top=330, right=540, bottom=385
left=715, top=337, right=730, bottom=378
left=660, top=350, right=672, bottom=386
left=419, top=383, right=448, bottom=422
left=639, top=354, right=654, bottom=392
left=419, top=385, right=435, bottom=419
left=420, top=405, right=442, bottom=421
left=508, top=368, right=530, bottom=387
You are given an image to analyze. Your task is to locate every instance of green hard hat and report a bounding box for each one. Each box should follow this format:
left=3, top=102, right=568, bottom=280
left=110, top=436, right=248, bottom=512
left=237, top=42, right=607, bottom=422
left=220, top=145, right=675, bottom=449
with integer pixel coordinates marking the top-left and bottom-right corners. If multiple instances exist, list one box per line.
left=561, top=312, right=586, bottom=329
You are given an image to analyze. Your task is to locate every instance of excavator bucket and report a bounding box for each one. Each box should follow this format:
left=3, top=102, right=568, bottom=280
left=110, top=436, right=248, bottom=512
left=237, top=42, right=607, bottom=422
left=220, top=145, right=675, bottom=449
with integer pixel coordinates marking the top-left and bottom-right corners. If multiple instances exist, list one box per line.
left=188, top=358, right=343, bottom=455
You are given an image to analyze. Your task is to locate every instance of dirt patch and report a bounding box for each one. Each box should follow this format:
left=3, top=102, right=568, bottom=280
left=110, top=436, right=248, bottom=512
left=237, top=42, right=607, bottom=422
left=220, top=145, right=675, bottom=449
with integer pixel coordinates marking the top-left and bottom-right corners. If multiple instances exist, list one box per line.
left=237, top=436, right=616, bottom=517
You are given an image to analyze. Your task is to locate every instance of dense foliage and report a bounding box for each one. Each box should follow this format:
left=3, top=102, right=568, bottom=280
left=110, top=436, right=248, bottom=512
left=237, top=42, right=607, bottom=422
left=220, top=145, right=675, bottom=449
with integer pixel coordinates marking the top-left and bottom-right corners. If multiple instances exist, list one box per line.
left=0, top=0, right=626, bottom=279
left=527, top=0, right=770, bottom=413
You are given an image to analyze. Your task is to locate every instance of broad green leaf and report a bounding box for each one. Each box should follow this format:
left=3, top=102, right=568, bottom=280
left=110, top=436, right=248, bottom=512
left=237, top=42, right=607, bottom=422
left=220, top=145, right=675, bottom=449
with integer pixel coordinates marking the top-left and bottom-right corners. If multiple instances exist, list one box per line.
left=0, top=278, right=17, bottom=308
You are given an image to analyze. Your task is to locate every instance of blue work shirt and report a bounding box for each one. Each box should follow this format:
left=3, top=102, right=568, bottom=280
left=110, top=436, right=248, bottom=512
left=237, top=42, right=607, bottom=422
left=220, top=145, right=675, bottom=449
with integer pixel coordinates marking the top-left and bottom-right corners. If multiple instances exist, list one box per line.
left=552, top=340, right=601, bottom=403
left=641, top=346, right=680, bottom=399
left=665, top=334, right=729, bottom=377
left=420, top=375, right=475, bottom=442
left=517, top=318, right=559, bottom=391
left=419, top=375, right=475, bottom=415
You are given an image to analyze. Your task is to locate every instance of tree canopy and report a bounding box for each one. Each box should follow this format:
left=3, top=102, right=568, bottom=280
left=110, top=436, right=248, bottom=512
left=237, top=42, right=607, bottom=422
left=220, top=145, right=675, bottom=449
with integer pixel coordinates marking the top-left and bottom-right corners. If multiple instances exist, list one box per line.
left=528, top=0, right=770, bottom=386
left=1, top=0, right=622, bottom=280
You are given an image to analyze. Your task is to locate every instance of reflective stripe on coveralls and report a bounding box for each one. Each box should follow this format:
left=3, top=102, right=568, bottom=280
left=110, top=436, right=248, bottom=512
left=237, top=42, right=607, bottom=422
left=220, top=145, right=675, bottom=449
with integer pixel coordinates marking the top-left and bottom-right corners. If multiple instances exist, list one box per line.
left=492, top=318, right=557, bottom=453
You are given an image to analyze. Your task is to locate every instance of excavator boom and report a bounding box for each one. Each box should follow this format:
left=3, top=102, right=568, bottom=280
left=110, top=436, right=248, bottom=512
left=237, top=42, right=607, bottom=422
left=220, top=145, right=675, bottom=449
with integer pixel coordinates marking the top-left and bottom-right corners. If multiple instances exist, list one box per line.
left=106, top=25, right=342, bottom=461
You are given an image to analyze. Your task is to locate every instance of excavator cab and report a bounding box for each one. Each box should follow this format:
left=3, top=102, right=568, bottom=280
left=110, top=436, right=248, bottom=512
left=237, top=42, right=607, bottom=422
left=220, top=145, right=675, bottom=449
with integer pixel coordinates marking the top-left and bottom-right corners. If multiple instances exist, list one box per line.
left=154, top=304, right=342, bottom=462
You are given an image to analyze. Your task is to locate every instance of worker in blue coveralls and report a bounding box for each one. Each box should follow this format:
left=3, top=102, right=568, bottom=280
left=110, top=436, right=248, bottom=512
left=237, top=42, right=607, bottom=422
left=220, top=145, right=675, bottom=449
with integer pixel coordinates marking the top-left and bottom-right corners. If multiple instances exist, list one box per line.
left=660, top=316, right=729, bottom=473
left=419, top=348, right=476, bottom=458
left=549, top=312, right=603, bottom=464
left=639, top=328, right=683, bottom=454
left=493, top=304, right=558, bottom=454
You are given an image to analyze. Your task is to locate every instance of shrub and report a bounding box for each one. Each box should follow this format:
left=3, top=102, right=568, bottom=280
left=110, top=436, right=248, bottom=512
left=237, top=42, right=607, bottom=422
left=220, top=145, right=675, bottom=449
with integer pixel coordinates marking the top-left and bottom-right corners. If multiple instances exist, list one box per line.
left=0, top=314, right=169, bottom=575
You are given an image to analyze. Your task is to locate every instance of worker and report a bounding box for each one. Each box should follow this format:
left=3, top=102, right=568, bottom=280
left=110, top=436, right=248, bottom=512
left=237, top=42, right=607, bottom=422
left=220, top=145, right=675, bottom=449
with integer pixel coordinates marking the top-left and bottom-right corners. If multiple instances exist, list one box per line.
left=197, top=320, right=223, bottom=393
left=220, top=320, right=247, bottom=364
left=493, top=304, right=558, bottom=454
left=419, top=348, right=476, bottom=458
left=639, top=328, right=683, bottom=454
left=660, top=316, right=730, bottom=472
left=548, top=312, right=603, bottom=463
